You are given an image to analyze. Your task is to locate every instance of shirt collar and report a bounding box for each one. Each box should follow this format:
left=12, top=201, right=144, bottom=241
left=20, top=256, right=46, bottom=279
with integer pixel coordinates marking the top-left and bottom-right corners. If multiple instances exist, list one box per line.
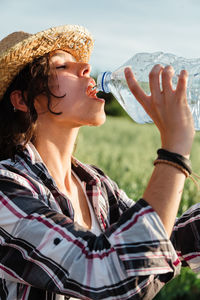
left=24, top=142, right=101, bottom=186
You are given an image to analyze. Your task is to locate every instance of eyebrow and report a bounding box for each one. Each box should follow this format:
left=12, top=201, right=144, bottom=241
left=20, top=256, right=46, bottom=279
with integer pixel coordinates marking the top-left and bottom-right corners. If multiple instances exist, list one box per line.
left=50, top=52, right=76, bottom=62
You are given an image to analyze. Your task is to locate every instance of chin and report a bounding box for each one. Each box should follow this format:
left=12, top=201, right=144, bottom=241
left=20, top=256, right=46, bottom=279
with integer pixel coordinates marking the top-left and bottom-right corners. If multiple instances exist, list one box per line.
left=88, top=113, right=106, bottom=127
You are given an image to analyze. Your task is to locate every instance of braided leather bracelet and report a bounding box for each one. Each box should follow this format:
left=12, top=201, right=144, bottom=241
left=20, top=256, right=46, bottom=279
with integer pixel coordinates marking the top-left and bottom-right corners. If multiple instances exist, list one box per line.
left=157, top=148, right=192, bottom=174
left=154, top=159, right=190, bottom=177
left=154, top=148, right=192, bottom=177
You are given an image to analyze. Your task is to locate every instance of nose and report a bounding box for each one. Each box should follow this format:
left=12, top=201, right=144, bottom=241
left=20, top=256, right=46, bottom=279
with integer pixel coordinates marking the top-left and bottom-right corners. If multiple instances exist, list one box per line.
left=78, top=63, right=91, bottom=77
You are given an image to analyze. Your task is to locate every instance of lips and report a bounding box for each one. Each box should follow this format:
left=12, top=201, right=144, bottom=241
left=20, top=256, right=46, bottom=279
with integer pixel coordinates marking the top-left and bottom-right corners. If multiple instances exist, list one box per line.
left=86, top=78, right=105, bottom=103
left=86, top=79, right=98, bottom=98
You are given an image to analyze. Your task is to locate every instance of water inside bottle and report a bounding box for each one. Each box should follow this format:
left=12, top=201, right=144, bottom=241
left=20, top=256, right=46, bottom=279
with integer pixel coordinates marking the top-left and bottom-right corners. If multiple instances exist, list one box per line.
left=108, top=67, right=152, bottom=124
left=121, top=52, right=200, bottom=130
left=97, top=52, right=200, bottom=129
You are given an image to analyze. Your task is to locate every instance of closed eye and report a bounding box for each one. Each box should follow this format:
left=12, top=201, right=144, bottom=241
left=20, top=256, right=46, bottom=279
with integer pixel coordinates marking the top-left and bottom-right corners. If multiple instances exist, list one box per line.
left=56, top=65, right=66, bottom=69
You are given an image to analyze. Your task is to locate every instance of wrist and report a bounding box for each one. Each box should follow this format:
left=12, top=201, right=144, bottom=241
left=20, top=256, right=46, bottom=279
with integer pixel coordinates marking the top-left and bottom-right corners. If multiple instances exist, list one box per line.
left=161, top=130, right=194, bottom=159
left=161, top=139, right=192, bottom=159
left=154, top=148, right=192, bottom=177
left=161, top=146, right=190, bottom=159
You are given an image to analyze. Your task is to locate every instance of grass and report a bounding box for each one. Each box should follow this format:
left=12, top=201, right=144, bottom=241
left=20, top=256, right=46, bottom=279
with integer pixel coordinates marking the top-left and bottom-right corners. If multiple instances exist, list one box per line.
left=76, top=117, right=159, bottom=200
left=76, top=116, right=200, bottom=214
left=75, top=116, right=200, bottom=299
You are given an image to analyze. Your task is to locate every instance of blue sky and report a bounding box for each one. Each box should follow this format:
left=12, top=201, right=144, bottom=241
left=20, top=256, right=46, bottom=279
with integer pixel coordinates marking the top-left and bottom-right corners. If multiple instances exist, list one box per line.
left=1, top=0, right=200, bottom=74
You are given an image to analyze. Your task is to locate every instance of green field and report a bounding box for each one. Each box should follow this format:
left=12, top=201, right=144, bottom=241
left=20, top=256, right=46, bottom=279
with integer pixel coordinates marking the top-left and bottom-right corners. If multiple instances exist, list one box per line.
left=75, top=116, right=200, bottom=299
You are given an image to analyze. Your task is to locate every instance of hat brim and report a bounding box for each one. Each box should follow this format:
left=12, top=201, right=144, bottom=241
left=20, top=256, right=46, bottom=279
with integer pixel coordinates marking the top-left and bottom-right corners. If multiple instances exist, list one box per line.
left=0, top=24, right=94, bottom=100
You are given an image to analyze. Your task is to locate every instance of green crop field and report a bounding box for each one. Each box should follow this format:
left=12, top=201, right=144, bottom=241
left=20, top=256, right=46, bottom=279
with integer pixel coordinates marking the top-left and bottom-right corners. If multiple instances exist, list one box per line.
left=75, top=116, right=200, bottom=299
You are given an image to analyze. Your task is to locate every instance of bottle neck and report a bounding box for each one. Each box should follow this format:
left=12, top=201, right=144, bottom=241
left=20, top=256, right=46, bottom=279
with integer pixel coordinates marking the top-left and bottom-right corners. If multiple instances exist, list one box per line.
left=97, top=71, right=112, bottom=93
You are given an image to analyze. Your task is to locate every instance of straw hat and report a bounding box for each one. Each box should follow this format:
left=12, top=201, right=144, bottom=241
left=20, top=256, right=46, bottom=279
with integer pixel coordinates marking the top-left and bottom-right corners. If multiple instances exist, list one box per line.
left=0, top=24, right=94, bottom=101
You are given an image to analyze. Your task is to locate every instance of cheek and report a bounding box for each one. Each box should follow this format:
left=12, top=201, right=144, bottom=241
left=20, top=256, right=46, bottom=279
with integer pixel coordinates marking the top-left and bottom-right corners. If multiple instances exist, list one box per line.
left=48, top=73, right=71, bottom=98
left=48, top=74, right=84, bottom=112
left=59, top=80, right=83, bottom=106
left=50, top=87, right=79, bottom=114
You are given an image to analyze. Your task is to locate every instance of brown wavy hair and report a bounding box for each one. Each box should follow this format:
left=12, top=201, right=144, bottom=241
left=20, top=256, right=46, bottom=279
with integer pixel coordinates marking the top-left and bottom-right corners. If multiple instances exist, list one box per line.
left=0, top=53, right=62, bottom=160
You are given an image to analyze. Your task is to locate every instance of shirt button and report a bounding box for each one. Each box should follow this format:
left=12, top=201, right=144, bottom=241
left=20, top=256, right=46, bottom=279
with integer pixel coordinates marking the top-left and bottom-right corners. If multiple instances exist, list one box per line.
left=54, top=238, right=61, bottom=245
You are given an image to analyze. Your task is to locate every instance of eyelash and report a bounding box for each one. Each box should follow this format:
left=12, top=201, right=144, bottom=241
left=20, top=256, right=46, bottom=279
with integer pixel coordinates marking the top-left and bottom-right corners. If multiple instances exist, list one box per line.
left=56, top=65, right=66, bottom=69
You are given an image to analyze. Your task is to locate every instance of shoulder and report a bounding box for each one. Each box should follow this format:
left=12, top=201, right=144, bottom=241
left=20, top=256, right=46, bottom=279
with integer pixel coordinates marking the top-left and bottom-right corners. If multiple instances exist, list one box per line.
left=0, top=155, right=46, bottom=197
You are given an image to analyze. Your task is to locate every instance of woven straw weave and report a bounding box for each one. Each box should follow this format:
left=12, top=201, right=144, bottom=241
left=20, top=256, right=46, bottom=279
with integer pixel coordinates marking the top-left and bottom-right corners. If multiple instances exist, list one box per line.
left=0, top=25, right=94, bottom=101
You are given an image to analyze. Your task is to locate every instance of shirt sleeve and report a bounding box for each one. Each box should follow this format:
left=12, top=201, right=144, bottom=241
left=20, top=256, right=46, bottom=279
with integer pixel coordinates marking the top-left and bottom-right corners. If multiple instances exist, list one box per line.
left=0, top=175, right=181, bottom=299
left=171, top=203, right=200, bottom=273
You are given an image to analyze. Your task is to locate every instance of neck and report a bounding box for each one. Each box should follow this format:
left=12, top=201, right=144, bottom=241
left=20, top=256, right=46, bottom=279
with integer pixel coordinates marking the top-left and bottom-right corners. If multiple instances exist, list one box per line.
left=34, top=121, right=80, bottom=193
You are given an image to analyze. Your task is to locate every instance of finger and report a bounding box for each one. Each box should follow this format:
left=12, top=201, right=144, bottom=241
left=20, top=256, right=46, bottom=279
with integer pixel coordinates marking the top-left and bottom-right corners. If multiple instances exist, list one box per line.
left=124, top=67, right=149, bottom=105
left=175, top=69, right=188, bottom=100
left=161, top=65, right=175, bottom=97
left=149, top=64, right=163, bottom=98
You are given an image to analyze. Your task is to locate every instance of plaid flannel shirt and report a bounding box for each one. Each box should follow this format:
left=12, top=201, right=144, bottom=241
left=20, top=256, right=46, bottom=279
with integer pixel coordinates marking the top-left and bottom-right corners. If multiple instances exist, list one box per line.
left=0, top=143, right=182, bottom=300
left=171, top=203, right=200, bottom=274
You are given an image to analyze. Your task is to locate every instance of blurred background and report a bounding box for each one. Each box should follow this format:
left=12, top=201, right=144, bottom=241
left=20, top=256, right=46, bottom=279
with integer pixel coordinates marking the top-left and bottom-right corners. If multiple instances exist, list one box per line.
left=1, top=0, right=200, bottom=73
left=1, top=1, right=200, bottom=299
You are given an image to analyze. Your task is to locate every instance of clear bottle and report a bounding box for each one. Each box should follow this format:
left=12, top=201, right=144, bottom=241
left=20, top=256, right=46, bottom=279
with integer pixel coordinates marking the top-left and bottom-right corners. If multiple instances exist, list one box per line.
left=96, top=51, right=200, bottom=130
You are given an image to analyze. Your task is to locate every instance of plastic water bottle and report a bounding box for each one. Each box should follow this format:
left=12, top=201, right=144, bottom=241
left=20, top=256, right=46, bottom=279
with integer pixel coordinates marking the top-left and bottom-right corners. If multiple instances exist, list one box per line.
left=96, top=51, right=200, bottom=130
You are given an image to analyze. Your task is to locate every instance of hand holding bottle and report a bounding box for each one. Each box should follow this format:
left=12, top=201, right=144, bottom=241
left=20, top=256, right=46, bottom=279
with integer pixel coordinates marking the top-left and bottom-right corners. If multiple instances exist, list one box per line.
left=124, top=64, right=195, bottom=157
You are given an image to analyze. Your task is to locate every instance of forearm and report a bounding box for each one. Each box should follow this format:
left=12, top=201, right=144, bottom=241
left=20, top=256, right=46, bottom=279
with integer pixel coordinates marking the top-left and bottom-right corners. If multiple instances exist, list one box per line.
left=143, top=162, right=186, bottom=237
left=125, top=66, right=194, bottom=237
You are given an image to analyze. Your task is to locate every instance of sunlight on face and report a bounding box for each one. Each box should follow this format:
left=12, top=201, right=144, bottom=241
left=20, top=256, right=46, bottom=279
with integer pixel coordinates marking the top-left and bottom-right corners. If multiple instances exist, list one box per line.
left=48, top=51, right=78, bottom=96
left=34, top=50, right=106, bottom=129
